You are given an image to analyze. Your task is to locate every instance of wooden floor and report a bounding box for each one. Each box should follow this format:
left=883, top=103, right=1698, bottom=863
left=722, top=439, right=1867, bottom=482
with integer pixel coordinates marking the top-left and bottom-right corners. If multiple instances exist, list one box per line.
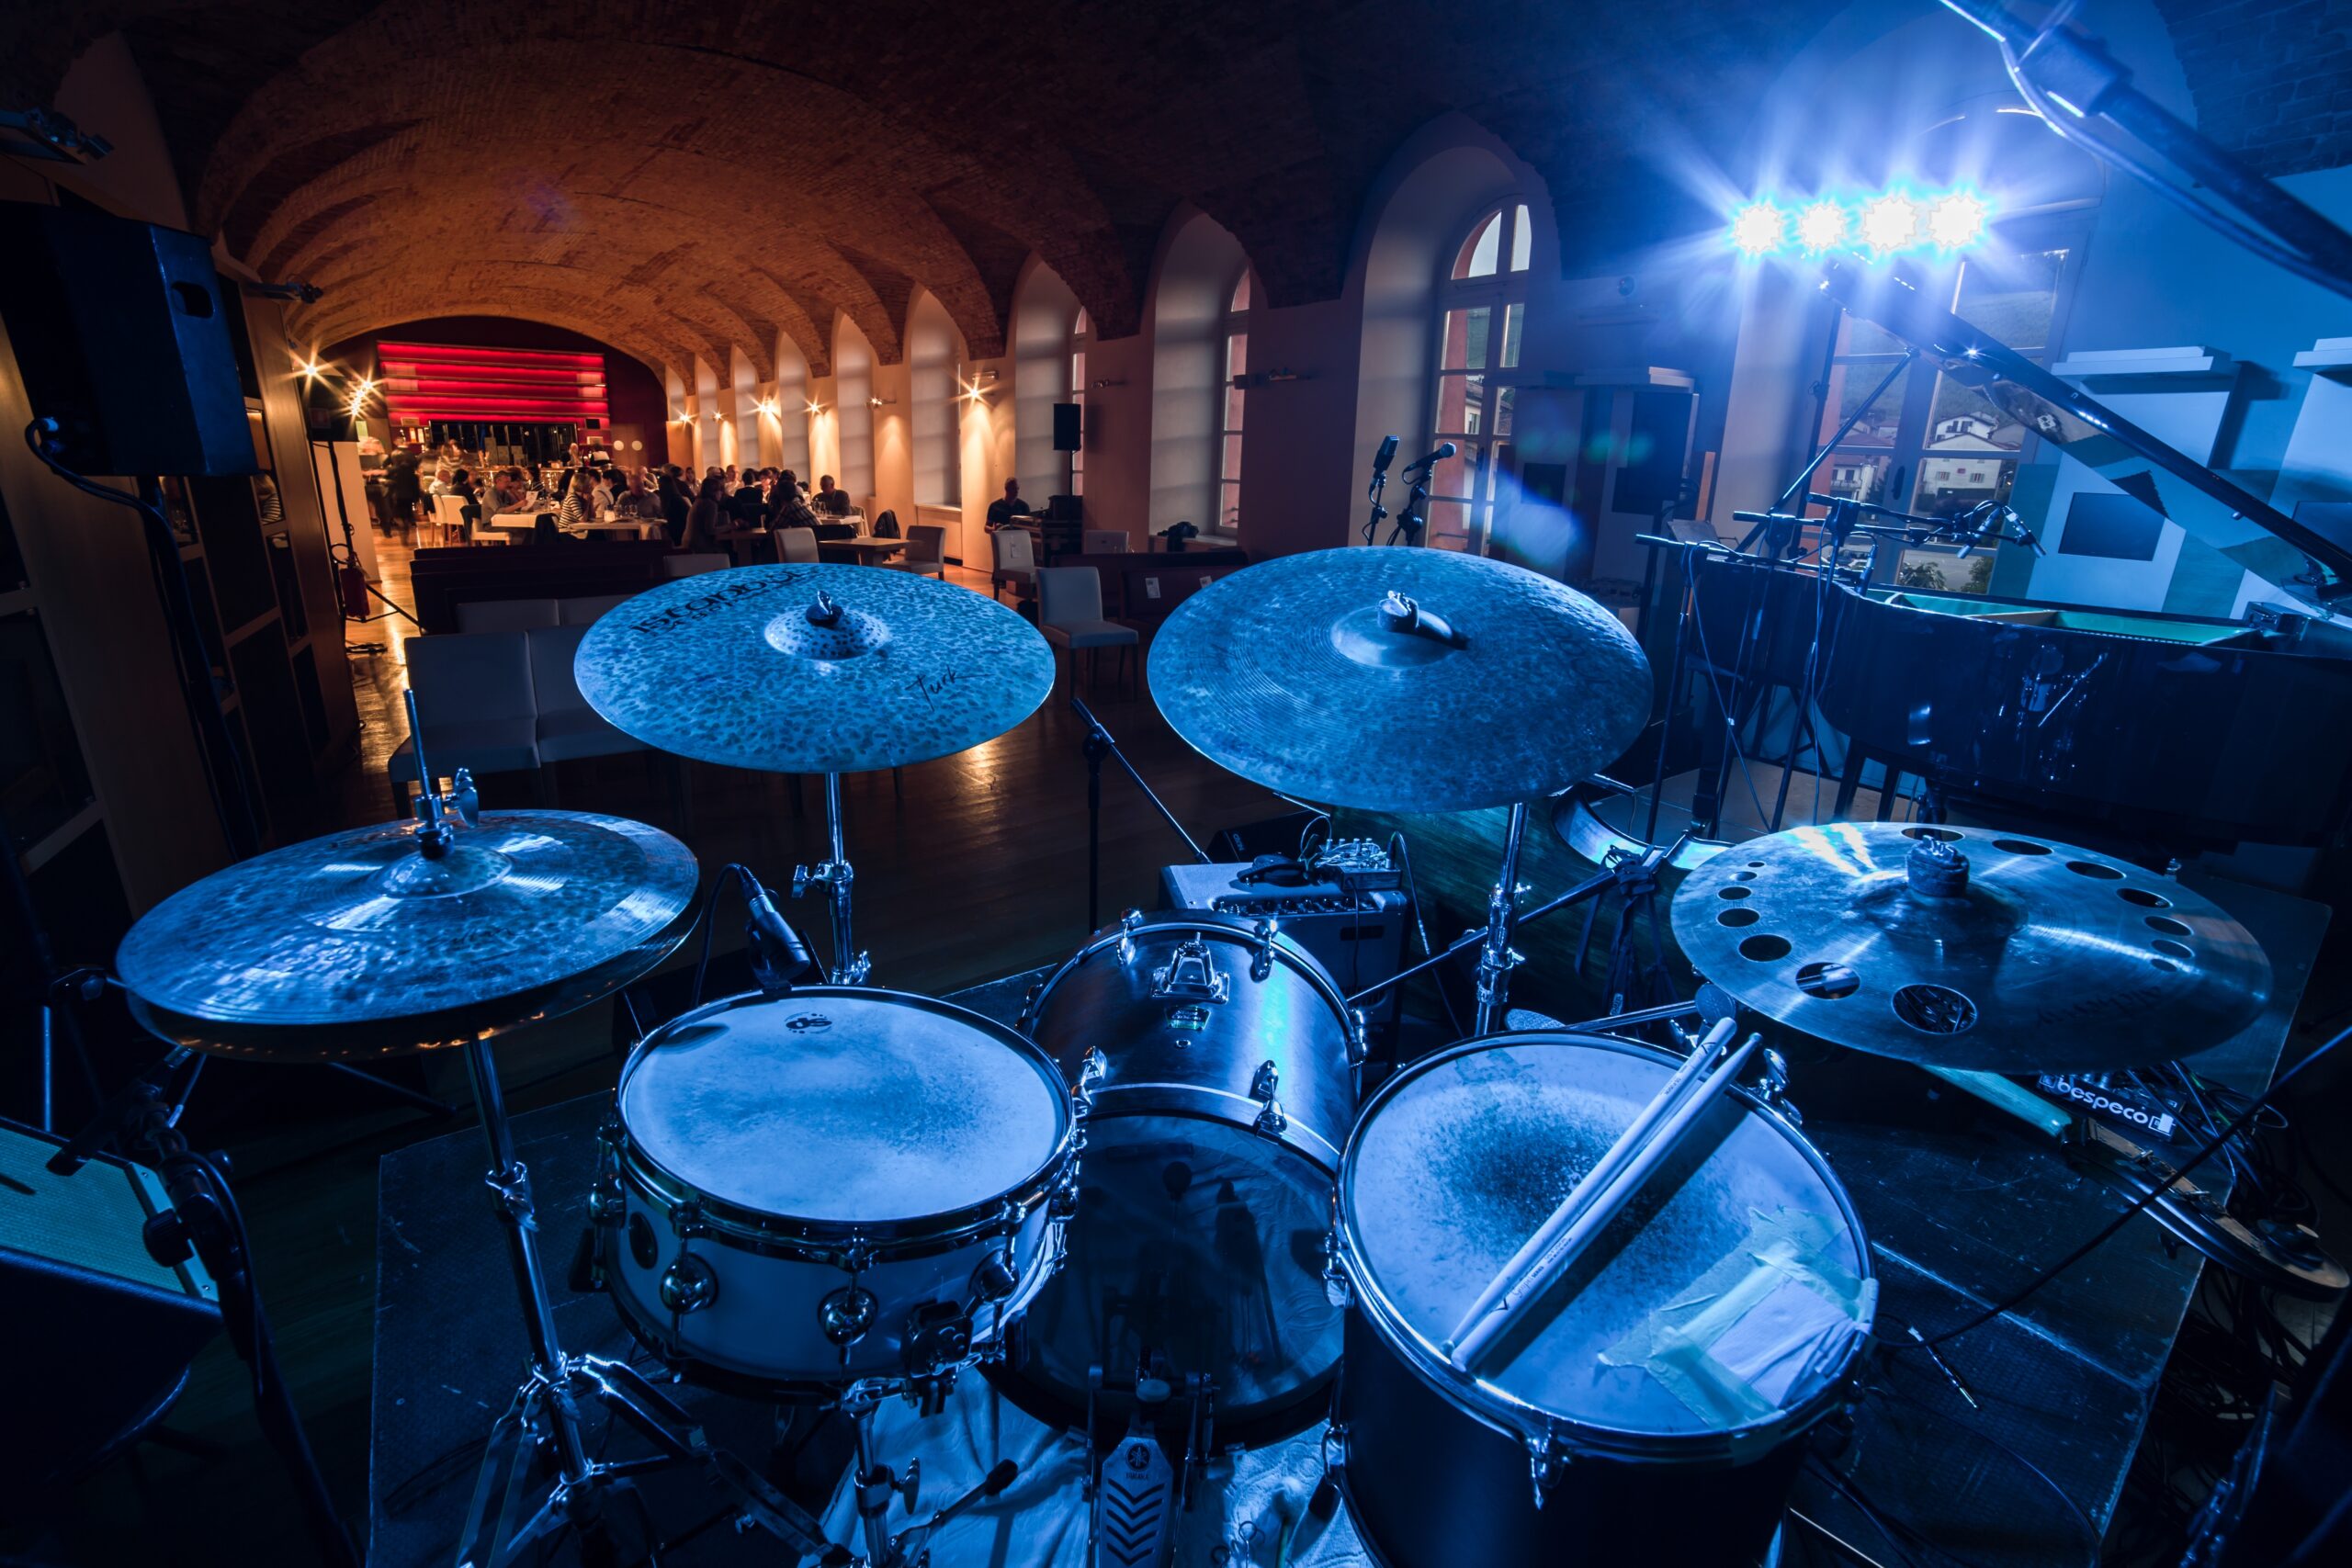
left=8, top=536, right=1288, bottom=1567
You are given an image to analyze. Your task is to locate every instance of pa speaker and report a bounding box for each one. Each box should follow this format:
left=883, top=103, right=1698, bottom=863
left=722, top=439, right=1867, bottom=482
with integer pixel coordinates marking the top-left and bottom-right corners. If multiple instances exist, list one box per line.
left=0, top=202, right=255, bottom=478
left=1052, top=400, right=1081, bottom=453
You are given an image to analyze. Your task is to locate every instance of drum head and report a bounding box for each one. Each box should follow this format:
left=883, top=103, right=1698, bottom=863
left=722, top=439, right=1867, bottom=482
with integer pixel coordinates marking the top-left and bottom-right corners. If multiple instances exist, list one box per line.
left=1017, top=1112, right=1342, bottom=1425
left=1342, top=1034, right=1870, bottom=1442
left=622, top=991, right=1067, bottom=1224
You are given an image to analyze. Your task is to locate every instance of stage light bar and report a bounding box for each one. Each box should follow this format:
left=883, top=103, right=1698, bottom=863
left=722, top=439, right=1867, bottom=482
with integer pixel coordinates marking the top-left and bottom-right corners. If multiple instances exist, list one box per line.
left=1728, top=185, right=1993, bottom=260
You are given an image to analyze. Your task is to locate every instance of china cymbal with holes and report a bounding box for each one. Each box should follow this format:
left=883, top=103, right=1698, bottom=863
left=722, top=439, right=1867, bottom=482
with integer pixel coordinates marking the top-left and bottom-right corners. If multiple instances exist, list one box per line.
left=573, top=564, right=1054, bottom=773
left=1671, top=822, right=2269, bottom=1073
left=115, top=811, right=696, bottom=1059
left=1148, top=547, right=1651, bottom=811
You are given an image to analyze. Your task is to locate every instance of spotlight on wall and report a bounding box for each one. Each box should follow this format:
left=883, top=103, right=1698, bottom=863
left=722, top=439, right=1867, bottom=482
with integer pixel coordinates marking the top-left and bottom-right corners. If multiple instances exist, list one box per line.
left=295, top=355, right=324, bottom=381
left=805, top=399, right=826, bottom=416
left=1729, top=184, right=1992, bottom=260
left=755, top=397, right=780, bottom=418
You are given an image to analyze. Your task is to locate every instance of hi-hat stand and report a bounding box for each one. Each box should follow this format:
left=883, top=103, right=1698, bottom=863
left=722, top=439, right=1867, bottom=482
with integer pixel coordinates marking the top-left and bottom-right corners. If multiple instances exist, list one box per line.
left=791, top=773, right=868, bottom=983
left=1073, top=694, right=1210, bottom=930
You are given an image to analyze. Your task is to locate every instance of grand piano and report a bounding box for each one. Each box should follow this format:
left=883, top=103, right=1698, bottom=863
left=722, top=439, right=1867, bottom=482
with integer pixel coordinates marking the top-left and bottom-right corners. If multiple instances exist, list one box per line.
left=1669, top=260, right=2352, bottom=854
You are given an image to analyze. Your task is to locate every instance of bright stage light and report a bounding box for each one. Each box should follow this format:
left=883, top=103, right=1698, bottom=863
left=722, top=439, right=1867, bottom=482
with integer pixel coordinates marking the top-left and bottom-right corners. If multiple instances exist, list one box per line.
left=1858, top=192, right=1922, bottom=254
left=1728, top=201, right=1787, bottom=258
left=1795, top=200, right=1848, bottom=254
left=1928, top=189, right=1990, bottom=249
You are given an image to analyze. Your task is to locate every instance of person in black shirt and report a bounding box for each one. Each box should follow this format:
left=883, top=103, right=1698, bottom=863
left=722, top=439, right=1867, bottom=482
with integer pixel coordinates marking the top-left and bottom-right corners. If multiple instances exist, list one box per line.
left=986, top=478, right=1031, bottom=529
left=729, top=471, right=770, bottom=529
left=813, top=475, right=852, bottom=516
left=657, top=465, right=690, bottom=547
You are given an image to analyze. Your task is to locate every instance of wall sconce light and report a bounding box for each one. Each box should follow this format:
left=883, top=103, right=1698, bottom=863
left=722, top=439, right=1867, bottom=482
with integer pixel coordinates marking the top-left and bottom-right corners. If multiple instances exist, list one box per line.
left=870, top=394, right=898, bottom=408
left=755, top=397, right=780, bottom=418
left=295, top=355, right=323, bottom=381
left=806, top=400, right=826, bottom=416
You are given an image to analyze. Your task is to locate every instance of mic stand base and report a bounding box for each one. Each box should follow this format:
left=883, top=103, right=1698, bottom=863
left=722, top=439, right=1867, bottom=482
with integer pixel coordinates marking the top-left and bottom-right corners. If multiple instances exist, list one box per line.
left=1070, top=696, right=1210, bottom=931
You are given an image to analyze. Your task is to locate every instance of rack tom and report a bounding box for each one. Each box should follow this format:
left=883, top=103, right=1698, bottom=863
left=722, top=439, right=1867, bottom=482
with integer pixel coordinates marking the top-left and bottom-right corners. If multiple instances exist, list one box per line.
left=596, top=987, right=1079, bottom=1395
left=990, top=913, right=1363, bottom=1447
left=1330, top=1031, right=1875, bottom=1566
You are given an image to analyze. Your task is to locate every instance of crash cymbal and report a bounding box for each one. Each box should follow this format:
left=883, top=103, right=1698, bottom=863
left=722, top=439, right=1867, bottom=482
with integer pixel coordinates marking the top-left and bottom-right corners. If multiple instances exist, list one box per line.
left=1148, top=548, right=1651, bottom=812
left=574, top=564, right=1054, bottom=773
left=1671, top=822, right=2269, bottom=1073
left=115, top=810, right=696, bottom=1059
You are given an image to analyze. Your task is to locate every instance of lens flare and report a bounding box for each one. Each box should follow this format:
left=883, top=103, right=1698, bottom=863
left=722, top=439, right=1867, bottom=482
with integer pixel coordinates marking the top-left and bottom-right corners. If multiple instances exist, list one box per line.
left=1858, top=193, right=1922, bottom=254
left=1928, top=190, right=1991, bottom=249
left=1728, top=202, right=1787, bottom=258
left=1795, top=200, right=1849, bottom=253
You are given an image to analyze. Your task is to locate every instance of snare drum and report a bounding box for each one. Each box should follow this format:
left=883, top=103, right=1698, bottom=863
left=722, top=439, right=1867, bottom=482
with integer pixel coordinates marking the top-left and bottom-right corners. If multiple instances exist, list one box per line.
left=1331, top=1032, right=1875, bottom=1567
left=596, top=987, right=1079, bottom=1394
left=989, top=913, right=1362, bottom=1446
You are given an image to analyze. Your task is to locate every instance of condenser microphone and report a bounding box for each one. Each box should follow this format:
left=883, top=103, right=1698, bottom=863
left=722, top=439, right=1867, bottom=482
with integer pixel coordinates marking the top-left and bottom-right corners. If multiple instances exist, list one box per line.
left=1368, top=434, right=1400, bottom=498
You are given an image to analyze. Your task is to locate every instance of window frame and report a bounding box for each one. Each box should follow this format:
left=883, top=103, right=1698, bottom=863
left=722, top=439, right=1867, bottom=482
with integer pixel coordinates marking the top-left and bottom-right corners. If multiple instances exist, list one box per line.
left=1218, top=270, right=1250, bottom=538
left=1424, top=201, right=1534, bottom=555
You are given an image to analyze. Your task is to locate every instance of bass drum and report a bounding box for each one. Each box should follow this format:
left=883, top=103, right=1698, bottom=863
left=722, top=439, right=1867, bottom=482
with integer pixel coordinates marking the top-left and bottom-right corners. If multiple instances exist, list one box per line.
left=1332, top=1032, right=1876, bottom=1567
left=989, top=913, right=1362, bottom=1447
left=598, top=987, right=1079, bottom=1396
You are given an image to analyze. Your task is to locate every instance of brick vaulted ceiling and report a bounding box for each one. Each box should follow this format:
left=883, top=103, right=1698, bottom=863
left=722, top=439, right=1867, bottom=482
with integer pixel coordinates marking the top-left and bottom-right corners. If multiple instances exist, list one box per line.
left=15, top=3, right=2350, bottom=378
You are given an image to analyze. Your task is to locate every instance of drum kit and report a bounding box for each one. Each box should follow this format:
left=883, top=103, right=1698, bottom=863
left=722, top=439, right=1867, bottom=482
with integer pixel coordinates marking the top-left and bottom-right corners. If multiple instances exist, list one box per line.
left=88, top=548, right=2307, bottom=1567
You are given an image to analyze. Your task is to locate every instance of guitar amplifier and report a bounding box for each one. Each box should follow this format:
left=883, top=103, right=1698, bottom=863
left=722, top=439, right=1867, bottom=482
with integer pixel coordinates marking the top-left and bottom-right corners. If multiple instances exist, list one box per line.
left=1159, top=861, right=1408, bottom=1037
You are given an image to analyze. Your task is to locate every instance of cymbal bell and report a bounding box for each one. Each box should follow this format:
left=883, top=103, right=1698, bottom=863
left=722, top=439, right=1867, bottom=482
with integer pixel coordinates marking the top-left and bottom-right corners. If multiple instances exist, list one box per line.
left=1670, top=821, right=2269, bottom=1073
left=115, top=810, right=697, bottom=1059
left=1148, top=548, right=1652, bottom=812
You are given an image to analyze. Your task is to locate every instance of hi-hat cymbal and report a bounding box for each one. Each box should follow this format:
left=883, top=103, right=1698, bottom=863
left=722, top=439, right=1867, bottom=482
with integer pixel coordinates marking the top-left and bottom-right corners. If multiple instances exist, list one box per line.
left=1671, top=822, right=2269, bottom=1073
left=1148, top=548, right=1651, bottom=812
left=115, top=811, right=696, bottom=1059
left=574, top=564, right=1053, bottom=773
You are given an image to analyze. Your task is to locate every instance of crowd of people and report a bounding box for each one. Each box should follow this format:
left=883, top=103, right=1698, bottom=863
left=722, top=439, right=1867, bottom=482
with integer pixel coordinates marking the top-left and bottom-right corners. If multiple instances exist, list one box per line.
left=373, top=436, right=860, bottom=549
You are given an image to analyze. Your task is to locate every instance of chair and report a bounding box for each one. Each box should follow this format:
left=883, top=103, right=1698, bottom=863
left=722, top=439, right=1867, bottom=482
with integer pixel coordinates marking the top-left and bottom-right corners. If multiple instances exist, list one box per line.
left=1035, top=566, right=1138, bottom=694
left=431, top=494, right=469, bottom=547
left=777, top=527, right=819, bottom=563
left=456, top=598, right=560, bottom=633
left=388, top=632, right=541, bottom=809
left=1081, top=530, right=1129, bottom=555
left=991, top=527, right=1036, bottom=602
left=469, top=513, right=512, bottom=546
left=887, top=524, right=946, bottom=579
left=662, top=553, right=729, bottom=579
left=558, top=593, right=632, bottom=625
left=729, top=531, right=781, bottom=567
left=527, top=625, right=647, bottom=766
left=871, top=510, right=900, bottom=538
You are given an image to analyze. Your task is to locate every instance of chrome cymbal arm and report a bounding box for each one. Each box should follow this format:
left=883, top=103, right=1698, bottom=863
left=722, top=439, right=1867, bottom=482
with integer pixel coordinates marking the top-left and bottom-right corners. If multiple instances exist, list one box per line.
left=1472, top=801, right=1531, bottom=1034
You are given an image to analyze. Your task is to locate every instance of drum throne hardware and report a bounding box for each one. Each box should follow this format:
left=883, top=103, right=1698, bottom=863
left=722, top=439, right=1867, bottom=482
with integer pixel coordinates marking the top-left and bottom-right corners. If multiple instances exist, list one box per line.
left=574, top=565, right=1057, bottom=982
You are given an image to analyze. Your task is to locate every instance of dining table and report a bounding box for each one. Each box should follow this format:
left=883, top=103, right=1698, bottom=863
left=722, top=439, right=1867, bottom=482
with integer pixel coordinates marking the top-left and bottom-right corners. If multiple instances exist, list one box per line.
left=816, top=534, right=908, bottom=565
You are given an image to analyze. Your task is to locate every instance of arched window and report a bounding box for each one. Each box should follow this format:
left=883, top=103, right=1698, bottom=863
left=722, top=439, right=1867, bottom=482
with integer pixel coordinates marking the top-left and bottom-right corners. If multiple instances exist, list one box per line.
left=1218, top=272, right=1250, bottom=536
left=1426, top=202, right=1532, bottom=552
left=1069, top=308, right=1089, bottom=496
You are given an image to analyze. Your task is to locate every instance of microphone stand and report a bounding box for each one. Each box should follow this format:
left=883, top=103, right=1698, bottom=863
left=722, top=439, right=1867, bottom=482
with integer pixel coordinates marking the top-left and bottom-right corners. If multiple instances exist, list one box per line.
left=1073, top=695, right=1209, bottom=931
left=1385, top=468, right=1431, bottom=547
left=1362, top=463, right=1390, bottom=547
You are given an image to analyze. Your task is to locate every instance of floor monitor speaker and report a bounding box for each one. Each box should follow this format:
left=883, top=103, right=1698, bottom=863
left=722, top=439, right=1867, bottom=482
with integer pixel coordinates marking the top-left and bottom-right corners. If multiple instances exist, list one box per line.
left=0, top=202, right=256, bottom=478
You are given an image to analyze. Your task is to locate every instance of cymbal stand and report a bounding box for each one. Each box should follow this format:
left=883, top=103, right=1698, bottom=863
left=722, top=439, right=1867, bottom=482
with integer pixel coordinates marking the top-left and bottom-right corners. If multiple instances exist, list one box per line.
left=1074, top=694, right=1211, bottom=930
left=792, top=773, right=869, bottom=982
left=1471, top=802, right=1532, bottom=1033
left=453, top=1034, right=836, bottom=1567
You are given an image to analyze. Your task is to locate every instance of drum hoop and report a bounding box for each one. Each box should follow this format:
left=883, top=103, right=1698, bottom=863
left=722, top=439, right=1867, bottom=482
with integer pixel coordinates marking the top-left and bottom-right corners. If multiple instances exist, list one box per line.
left=615, top=986, right=1080, bottom=1255
left=1080, top=1082, right=1343, bottom=1172
left=1018, top=911, right=1356, bottom=1037
left=1334, top=1030, right=1876, bottom=1464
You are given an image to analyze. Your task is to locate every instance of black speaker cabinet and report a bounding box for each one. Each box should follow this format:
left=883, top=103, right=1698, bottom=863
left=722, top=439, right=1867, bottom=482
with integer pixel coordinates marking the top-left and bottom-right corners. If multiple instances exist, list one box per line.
left=1051, top=400, right=1081, bottom=452
left=0, top=202, right=256, bottom=478
left=0, top=1119, right=220, bottom=1506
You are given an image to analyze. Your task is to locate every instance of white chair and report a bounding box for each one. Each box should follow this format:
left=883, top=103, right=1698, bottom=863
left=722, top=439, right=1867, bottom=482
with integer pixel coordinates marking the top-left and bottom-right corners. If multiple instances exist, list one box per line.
left=778, top=526, right=819, bottom=563
left=1035, top=566, right=1138, bottom=694
left=456, top=598, right=560, bottom=633
left=469, top=513, right=511, bottom=546
left=991, top=527, right=1036, bottom=602
left=1081, top=529, right=1129, bottom=554
left=431, top=493, right=469, bottom=547
left=389, top=632, right=541, bottom=809
left=528, top=625, right=646, bottom=765
left=558, top=593, right=632, bottom=625
left=887, top=524, right=946, bottom=579
left=661, top=553, right=730, bottom=579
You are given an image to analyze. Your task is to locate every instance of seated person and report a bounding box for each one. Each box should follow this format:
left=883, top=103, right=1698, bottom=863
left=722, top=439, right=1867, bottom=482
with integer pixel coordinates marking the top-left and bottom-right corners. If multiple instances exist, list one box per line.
left=485, top=467, right=530, bottom=517
left=613, top=469, right=663, bottom=520
left=447, top=468, right=482, bottom=524
left=769, top=469, right=819, bottom=532
left=813, top=475, right=853, bottom=516
left=558, top=473, right=599, bottom=537
left=729, top=473, right=770, bottom=529
left=986, top=478, right=1032, bottom=529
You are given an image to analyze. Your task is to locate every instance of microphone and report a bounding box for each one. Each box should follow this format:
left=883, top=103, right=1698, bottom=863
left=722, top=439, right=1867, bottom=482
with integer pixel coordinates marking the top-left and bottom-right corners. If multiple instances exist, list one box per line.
left=744, top=886, right=817, bottom=995
left=1401, top=441, right=1456, bottom=475
left=1367, top=434, right=1399, bottom=499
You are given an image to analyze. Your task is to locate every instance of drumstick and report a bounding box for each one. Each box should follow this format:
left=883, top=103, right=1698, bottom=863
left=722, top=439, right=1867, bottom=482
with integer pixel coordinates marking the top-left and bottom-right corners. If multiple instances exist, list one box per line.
left=1450, top=1032, right=1761, bottom=1372
left=1442, top=1019, right=1736, bottom=1355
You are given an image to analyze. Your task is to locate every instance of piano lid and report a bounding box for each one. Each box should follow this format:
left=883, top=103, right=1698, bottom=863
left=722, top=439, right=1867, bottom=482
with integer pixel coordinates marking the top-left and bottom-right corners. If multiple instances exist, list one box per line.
left=1817, top=258, right=2351, bottom=604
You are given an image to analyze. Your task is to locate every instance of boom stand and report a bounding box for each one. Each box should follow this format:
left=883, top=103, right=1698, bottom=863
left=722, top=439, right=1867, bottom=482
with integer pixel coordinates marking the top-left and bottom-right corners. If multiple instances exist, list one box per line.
left=1074, top=695, right=1210, bottom=930
left=453, top=1033, right=835, bottom=1567
left=793, top=773, right=868, bottom=983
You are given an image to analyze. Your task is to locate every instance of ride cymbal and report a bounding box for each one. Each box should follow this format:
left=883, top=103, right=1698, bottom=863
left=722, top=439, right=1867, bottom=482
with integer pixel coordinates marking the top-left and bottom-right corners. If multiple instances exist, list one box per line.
left=1148, top=548, right=1651, bottom=812
left=1671, top=821, right=2269, bottom=1073
left=575, top=564, right=1053, bottom=773
left=115, top=810, right=696, bottom=1059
